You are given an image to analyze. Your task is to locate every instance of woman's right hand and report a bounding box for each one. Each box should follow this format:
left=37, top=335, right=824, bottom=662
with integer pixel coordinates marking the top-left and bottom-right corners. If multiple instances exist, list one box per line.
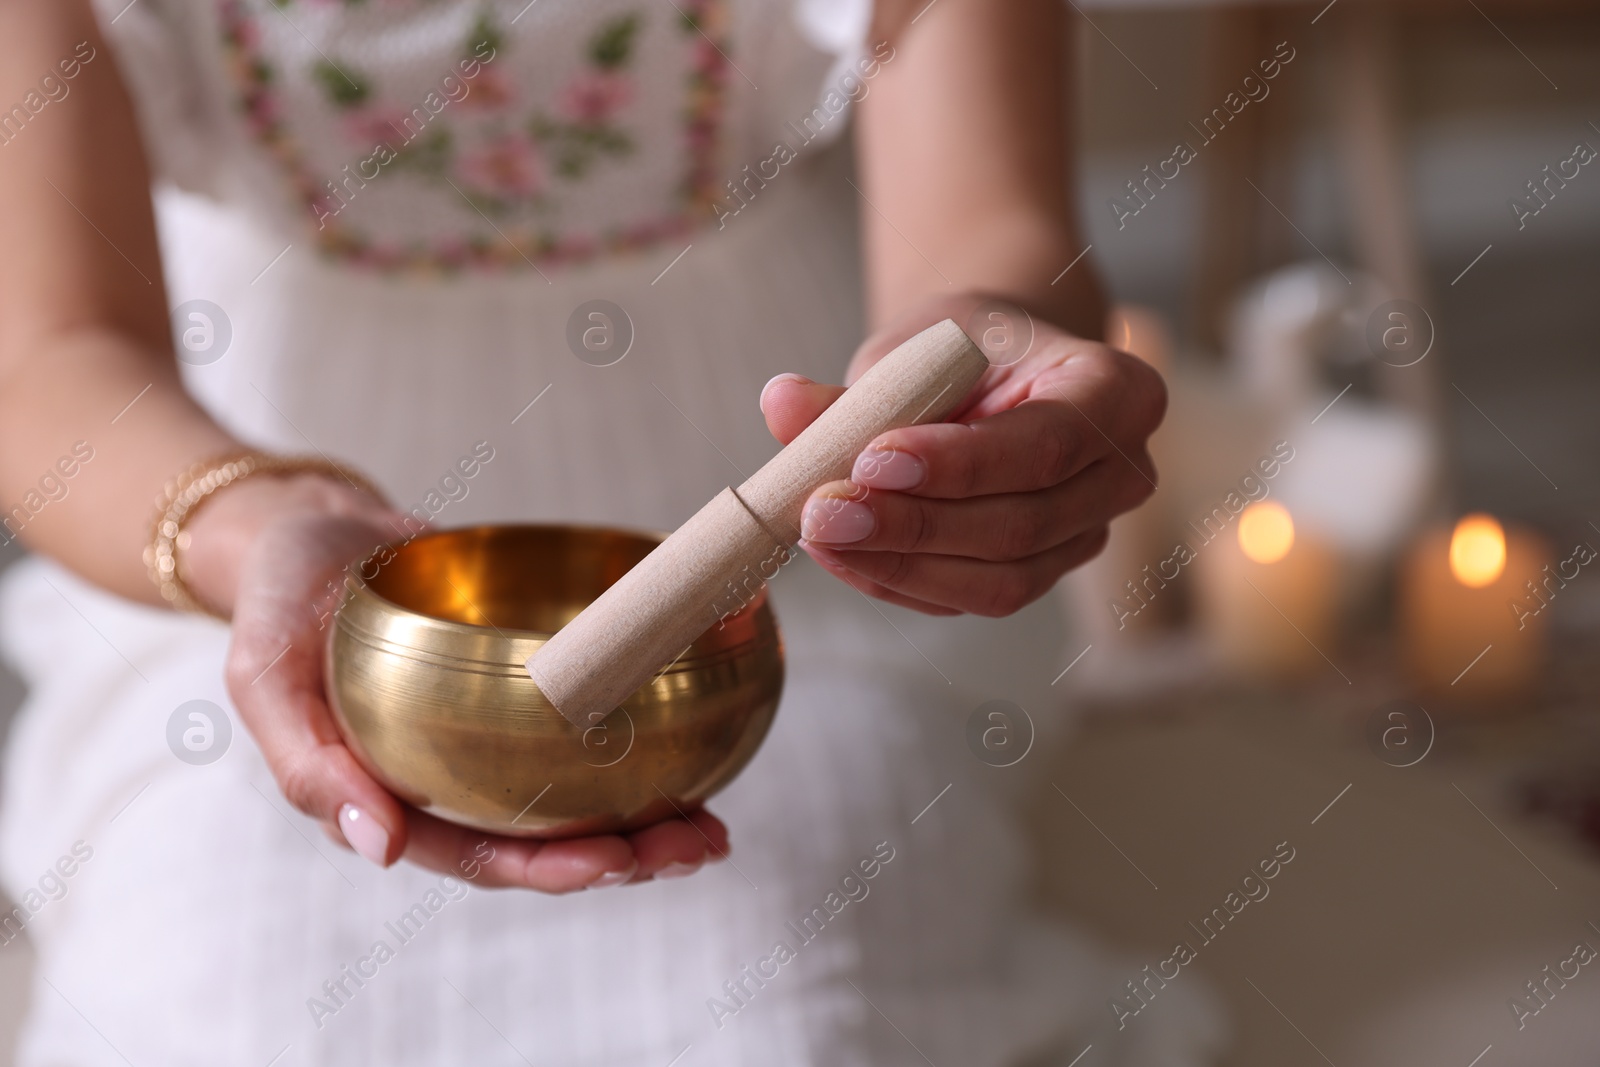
left=189, top=474, right=729, bottom=891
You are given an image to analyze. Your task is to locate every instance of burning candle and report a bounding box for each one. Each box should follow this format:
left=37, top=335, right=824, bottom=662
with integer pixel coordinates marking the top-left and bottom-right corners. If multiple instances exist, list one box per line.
left=1400, top=514, right=1548, bottom=699
left=1110, top=305, right=1173, bottom=374
left=1197, top=501, right=1339, bottom=679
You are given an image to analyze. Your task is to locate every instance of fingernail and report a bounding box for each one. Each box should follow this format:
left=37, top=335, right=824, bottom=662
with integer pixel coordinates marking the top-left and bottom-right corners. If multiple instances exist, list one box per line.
left=338, top=804, right=390, bottom=867
left=760, top=372, right=813, bottom=404
left=799, top=539, right=837, bottom=561
left=654, top=860, right=702, bottom=880
left=853, top=448, right=926, bottom=490
left=588, top=860, right=639, bottom=889
left=802, top=497, right=874, bottom=544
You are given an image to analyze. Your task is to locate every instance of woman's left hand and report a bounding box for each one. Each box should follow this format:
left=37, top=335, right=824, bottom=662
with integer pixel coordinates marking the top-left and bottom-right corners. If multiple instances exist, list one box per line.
left=760, top=294, right=1166, bottom=617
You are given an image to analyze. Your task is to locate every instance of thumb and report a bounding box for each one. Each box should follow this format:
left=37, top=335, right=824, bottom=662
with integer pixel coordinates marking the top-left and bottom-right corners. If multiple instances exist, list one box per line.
left=759, top=373, right=846, bottom=445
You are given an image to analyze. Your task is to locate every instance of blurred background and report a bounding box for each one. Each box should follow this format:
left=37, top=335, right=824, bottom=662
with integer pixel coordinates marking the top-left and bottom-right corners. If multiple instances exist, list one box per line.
left=1047, top=0, right=1600, bottom=1062
left=2, top=0, right=1598, bottom=1061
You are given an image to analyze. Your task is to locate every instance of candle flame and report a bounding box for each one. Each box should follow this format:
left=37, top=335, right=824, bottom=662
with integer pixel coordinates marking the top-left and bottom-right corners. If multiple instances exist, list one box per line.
left=1239, top=502, right=1294, bottom=564
left=1449, top=514, right=1506, bottom=588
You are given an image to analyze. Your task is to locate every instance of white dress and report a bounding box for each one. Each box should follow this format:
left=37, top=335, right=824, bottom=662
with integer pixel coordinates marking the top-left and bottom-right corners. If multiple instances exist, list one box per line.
left=0, top=1, right=1225, bottom=1063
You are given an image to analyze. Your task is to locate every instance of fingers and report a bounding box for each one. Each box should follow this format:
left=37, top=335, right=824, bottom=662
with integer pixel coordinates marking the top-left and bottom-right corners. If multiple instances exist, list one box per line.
left=852, top=347, right=1165, bottom=499
left=622, top=808, right=730, bottom=882
left=227, top=641, right=409, bottom=869
left=803, top=545, right=964, bottom=615
left=225, top=515, right=416, bottom=865
left=253, top=703, right=409, bottom=868
left=766, top=330, right=1164, bottom=620
left=806, top=525, right=1111, bottom=616
left=762, top=336, right=1165, bottom=499
left=399, top=809, right=732, bottom=893
left=400, top=811, right=631, bottom=892
left=760, top=374, right=845, bottom=446
left=850, top=399, right=1085, bottom=498
left=801, top=456, right=1148, bottom=560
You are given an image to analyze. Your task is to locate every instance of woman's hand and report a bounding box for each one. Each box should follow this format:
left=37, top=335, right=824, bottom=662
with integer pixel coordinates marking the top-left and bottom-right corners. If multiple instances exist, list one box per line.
left=191, top=476, right=728, bottom=891
left=761, top=294, right=1165, bottom=617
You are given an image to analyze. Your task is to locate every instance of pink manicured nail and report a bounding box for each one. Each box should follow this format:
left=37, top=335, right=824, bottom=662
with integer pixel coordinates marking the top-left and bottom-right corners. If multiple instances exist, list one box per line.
left=853, top=448, right=926, bottom=490
left=338, top=804, right=390, bottom=867
left=654, top=860, right=702, bottom=880
left=802, top=497, right=874, bottom=544
left=588, top=860, right=639, bottom=889
left=760, top=373, right=813, bottom=404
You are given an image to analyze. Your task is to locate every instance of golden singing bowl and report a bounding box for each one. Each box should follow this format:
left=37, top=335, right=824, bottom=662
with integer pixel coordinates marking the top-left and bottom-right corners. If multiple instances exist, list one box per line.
left=325, top=524, right=783, bottom=838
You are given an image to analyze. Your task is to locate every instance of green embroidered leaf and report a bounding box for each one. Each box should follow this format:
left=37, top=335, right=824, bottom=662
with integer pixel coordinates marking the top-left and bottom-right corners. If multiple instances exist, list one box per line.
left=557, top=153, right=588, bottom=180
left=395, top=128, right=454, bottom=177
left=596, top=129, right=633, bottom=155
left=312, top=60, right=369, bottom=107
left=464, top=189, right=509, bottom=218
left=467, top=12, right=503, bottom=60
left=678, top=9, right=700, bottom=33
left=590, top=13, right=640, bottom=69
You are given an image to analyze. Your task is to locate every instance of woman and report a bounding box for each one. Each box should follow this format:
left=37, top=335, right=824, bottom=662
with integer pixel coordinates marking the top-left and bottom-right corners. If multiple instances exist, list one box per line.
left=0, top=0, right=1219, bottom=1062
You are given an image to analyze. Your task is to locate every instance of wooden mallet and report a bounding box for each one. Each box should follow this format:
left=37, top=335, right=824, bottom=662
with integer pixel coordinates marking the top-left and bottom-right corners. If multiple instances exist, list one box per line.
left=526, top=319, right=989, bottom=728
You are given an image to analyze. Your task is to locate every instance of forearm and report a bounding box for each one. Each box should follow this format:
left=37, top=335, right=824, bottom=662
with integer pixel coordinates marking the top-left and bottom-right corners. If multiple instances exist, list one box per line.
left=0, top=327, right=237, bottom=604
left=856, top=0, right=1106, bottom=340
left=0, top=2, right=384, bottom=615
left=861, top=207, right=1108, bottom=342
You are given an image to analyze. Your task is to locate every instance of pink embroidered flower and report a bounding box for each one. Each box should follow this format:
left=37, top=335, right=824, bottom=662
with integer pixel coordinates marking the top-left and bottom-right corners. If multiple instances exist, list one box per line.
left=692, top=40, right=727, bottom=81
left=557, top=70, right=634, bottom=124
left=559, top=233, right=599, bottom=261
left=685, top=120, right=715, bottom=155
left=457, top=133, right=544, bottom=200
left=228, top=12, right=260, bottom=51
left=460, top=67, right=515, bottom=112
left=370, top=242, right=406, bottom=271
left=344, top=243, right=379, bottom=268
left=242, top=91, right=281, bottom=137
left=310, top=191, right=343, bottom=223
left=343, top=105, right=410, bottom=149
left=436, top=237, right=470, bottom=268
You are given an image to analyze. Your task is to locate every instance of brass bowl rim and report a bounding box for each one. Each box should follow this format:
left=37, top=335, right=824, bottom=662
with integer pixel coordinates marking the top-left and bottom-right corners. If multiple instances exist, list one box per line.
left=338, top=521, right=773, bottom=671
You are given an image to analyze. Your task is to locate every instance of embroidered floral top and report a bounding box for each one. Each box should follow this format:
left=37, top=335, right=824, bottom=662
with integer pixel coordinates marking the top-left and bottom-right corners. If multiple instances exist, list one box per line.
left=97, top=0, right=868, bottom=275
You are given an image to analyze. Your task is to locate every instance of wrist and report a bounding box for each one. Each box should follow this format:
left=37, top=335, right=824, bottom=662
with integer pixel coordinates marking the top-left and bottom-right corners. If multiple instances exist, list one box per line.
left=181, top=473, right=392, bottom=618
left=949, top=283, right=1108, bottom=346
left=879, top=232, right=1108, bottom=344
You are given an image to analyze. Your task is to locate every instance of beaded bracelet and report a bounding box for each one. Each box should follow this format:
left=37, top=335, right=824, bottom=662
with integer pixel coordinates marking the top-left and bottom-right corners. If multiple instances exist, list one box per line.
left=143, top=451, right=385, bottom=617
